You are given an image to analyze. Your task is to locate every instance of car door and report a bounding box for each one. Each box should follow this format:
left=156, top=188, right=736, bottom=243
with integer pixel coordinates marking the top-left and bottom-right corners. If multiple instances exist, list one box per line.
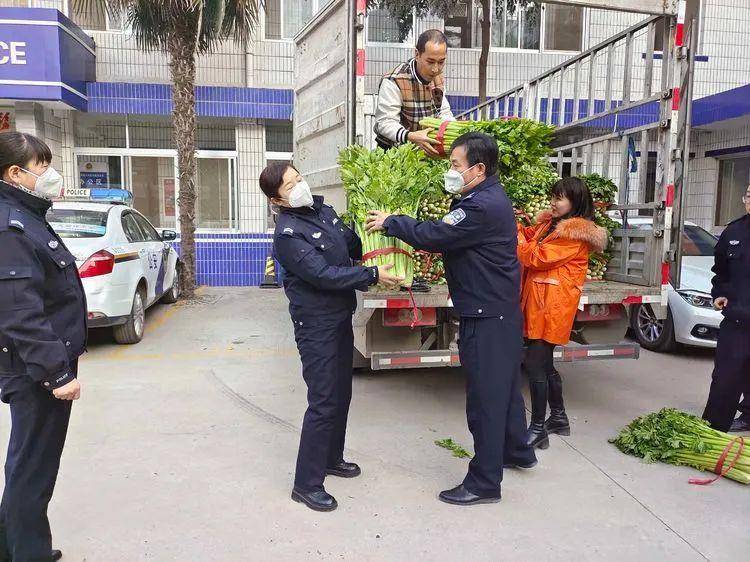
left=120, top=211, right=153, bottom=302
left=132, top=212, right=169, bottom=301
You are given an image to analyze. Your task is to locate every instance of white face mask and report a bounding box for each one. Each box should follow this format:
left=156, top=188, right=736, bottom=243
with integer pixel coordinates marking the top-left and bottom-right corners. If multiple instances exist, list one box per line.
left=443, top=164, right=479, bottom=195
left=288, top=179, right=314, bottom=208
left=21, top=166, right=64, bottom=199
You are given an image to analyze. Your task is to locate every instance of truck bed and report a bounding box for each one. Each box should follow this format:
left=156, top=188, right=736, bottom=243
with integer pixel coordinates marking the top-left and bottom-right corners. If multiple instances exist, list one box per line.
left=361, top=281, right=663, bottom=309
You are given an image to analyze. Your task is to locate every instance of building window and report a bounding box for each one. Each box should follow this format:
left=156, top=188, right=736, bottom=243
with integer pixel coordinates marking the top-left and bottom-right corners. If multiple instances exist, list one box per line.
left=77, top=155, right=125, bottom=190
left=265, top=121, right=293, bottom=153
left=70, top=5, right=123, bottom=32
left=130, top=156, right=177, bottom=230
left=444, top=3, right=478, bottom=49
left=716, top=156, right=750, bottom=226
left=492, top=0, right=541, bottom=50
left=367, top=6, right=412, bottom=44
left=196, top=158, right=237, bottom=230
left=265, top=0, right=316, bottom=40
left=543, top=3, right=583, bottom=52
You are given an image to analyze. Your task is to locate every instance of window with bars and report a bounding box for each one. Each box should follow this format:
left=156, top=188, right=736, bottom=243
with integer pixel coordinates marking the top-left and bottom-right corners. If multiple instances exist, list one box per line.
left=69, top=5, right=124, bottom=32
left=368, top=2, right=582, bottom=53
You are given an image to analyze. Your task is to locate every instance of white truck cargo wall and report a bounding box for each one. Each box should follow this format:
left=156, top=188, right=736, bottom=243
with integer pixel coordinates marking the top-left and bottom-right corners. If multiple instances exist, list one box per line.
left=293, top=0, right=357, bottom=213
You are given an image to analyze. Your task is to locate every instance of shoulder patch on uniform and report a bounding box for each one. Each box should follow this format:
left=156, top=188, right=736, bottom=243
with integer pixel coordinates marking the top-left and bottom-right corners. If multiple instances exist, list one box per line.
left=333, top=218, right=339, bottom=225
left=312, top=232, right=322, bottom=239
left=282, top=227, right=294, bottom=235
left=9, top=219, right=24, bottom=231
left=442, top=208, right=467, bottom=226
left=730, top=240, right=740, bottom=245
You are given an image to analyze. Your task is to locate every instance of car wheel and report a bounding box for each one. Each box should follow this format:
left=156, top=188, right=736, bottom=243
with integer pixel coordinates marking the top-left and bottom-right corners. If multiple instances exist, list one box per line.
left=630, top=303, right=677, bottom=353
left=114, top=288, right=146, bottom=345
left=161, top=263, right=181, bottom=304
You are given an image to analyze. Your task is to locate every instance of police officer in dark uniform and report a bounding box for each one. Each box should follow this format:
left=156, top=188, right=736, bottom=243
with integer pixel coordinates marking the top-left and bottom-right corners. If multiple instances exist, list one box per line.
left=703, top=184, right=750, bottom=433
left=366, top=132, right=536, bottom=505
left=0, top=132, right=86, bottom=562
left=258, top=162, right=401, bottom=512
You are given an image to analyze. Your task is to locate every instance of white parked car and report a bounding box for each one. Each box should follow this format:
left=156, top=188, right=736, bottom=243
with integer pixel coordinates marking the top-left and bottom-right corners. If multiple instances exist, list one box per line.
left=626, top=219, right=722, bottom=352
left=48, top=189, right=181, bottom=344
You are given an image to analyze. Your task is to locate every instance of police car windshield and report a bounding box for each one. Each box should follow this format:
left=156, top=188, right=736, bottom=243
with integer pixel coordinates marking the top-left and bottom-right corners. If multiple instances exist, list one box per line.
left=47, top=209, right=108, bottom=239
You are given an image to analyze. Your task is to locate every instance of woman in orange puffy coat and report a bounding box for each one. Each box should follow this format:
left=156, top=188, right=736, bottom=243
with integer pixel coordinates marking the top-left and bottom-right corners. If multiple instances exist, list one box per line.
left=517, top=177, right=608, bottom=449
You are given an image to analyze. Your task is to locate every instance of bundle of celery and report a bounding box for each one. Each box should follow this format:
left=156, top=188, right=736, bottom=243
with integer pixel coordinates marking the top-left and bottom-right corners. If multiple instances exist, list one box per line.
left=419, top=117, right=554, bottom=174
left=611, top=408, right=750, bottom=484
left=583, top=173, right=618, bottom=281
left=503, top=158, right=559, bottom=220
left=338, top=144, right=436, bottom=287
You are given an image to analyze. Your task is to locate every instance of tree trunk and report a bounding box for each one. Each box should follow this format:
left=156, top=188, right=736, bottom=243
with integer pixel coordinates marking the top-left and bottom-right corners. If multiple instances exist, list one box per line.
left=479, top=0, right=491, bottom=119
left=168, top=26, right=198, bottom=298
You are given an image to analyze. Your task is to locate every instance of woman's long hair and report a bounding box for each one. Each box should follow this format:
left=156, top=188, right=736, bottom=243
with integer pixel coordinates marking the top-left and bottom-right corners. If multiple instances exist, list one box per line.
left=551, top=177, right=595, bottom=221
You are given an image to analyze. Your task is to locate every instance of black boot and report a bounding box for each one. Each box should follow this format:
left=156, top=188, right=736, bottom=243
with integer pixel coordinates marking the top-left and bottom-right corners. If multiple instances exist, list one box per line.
left=526, top=380, right=550, bottom=449
left=546, top=369, right=571, bottom=436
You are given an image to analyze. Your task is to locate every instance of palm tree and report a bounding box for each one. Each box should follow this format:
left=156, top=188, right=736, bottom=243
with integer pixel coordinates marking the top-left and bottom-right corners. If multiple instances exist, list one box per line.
left=72, top=1, right=260, bottom=297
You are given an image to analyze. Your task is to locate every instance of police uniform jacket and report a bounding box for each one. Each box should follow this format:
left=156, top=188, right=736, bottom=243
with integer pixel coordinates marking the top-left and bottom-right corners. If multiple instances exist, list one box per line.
left=0, top=180, right=87, bottom=392
left=712, top=213, right=750, bottom=321
left=274, top=196, right=378, bottom=319
left=383, top=175, right=520, bottom=317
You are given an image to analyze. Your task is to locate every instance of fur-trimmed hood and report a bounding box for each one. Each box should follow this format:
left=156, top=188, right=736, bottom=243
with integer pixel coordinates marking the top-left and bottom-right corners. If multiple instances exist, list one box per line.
left=535, top=211, right=609, bottom=253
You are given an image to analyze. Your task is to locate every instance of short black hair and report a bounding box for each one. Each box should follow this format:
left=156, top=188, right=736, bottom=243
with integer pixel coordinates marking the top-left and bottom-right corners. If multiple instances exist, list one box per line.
left=0, top=132, right=53, bottom=179
left=552, top=177, right=595, bottom=220
left=450, top=132, right=499, bottom=177
left=258, top=161, right=295, bottom=199
left=417, top=29, right=447, bottom=53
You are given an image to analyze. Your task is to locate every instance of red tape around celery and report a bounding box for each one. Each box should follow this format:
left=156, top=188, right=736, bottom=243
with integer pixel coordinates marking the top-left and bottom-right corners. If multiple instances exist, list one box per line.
left=362, top=246, right=412, bottom=263
left=405, top=286, right=420, bottom=329
left=688, top=435, right=745, bottom=485
left=435, top=120, right=451, bottom=157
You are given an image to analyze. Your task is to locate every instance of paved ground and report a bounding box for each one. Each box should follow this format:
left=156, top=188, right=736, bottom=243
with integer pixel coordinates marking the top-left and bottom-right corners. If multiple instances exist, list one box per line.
left=1, top=287, right=747, bottom=561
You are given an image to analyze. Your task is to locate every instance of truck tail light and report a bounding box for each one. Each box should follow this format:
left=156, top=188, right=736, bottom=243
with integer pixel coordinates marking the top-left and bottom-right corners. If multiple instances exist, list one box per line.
left=79, top=250, right=115, bottom=278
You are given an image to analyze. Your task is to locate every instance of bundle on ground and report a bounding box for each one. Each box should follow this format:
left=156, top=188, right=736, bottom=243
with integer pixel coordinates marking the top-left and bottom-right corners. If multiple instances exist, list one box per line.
left=610, top=408, right=749, bottom=484
left=338, top=145, right=437, bottom=287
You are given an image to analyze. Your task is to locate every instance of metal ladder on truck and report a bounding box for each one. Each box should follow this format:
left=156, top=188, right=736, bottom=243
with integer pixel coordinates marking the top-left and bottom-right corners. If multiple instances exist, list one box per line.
left=458, top=0, right=698, bottom=296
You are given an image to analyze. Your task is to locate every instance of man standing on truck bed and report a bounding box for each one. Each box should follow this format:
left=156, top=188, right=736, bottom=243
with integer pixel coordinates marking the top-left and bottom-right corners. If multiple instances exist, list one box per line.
left=366, top=132, right=537, bottom=506
left=374, top=29, right=454, bottom=156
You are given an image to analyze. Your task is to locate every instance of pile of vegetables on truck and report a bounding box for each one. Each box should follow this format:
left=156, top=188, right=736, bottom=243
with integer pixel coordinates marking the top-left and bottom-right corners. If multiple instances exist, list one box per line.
left=338, top=117, right=621, bottom=286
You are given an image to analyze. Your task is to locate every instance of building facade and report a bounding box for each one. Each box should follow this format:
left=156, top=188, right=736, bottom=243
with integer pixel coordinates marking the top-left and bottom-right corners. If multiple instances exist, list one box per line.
left=0, top=1, right=748, bottom=285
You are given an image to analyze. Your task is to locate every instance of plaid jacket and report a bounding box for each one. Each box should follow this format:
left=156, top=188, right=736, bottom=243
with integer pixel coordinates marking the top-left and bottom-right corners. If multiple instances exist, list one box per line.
left=375, top=59, right=445, bottom=149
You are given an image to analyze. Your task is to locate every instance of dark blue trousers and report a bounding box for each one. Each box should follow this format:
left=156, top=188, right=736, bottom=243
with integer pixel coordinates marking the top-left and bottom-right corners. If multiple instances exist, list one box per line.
left=0, top=370, right=74, bottom=562
left=703, top=318, right=750, bottom=432
left=459, top=312, right=536, bottom=495
left=292, top=313, right=354, bottom=492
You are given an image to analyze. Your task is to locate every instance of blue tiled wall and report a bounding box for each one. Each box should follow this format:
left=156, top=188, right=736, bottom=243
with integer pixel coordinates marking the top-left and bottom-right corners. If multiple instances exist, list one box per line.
left=87, top=82, right=293, bottom=120
left=172, top=234, right=274, bottom=287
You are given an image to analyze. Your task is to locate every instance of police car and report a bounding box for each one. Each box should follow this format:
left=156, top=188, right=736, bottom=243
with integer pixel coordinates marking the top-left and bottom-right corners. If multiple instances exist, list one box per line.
left=48, top=188, right=181, bottom=344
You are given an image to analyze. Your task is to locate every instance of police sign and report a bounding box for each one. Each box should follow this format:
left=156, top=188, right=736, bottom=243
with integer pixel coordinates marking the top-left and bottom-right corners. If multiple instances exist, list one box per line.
left=0, top=41, right=26, bottom=65
left=0, top=7, right=95, bottom=111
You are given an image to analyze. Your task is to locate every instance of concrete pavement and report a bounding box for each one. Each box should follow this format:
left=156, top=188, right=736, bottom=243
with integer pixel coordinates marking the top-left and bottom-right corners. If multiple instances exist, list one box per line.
left=0, top=287, right=746, bottom=561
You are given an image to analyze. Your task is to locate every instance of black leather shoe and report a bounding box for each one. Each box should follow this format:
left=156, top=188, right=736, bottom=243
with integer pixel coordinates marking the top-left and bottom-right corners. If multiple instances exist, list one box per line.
left=52, top=550, right=63, bottom=561
left=503, top=459, right=538, bottom=469
left=438, top=484, right=501, bottom=506
left=291, top=488, right=338, bottom=512
left=730, top=416, right=750, bottom=433
left=326, top=461, right=361, bottom=478
left=545, top=409, right=571, bottom=436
